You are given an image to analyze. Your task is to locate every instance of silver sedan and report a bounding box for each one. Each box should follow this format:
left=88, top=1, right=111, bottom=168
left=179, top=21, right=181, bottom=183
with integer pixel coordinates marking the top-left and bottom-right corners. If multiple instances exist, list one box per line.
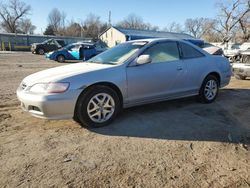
left=17, top=39, right=232, bottom=127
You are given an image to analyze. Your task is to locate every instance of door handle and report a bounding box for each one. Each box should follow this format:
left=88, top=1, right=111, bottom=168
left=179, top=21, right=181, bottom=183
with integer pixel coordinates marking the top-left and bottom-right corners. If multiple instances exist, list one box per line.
left=177, top=67, right=183, bottom=71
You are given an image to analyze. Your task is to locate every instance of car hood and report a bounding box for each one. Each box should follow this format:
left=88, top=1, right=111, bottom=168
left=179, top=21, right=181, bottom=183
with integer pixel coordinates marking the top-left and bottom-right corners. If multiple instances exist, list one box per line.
left=22, top=63, right=114, bottom=86
left=31, top=43, right=39, bottom=46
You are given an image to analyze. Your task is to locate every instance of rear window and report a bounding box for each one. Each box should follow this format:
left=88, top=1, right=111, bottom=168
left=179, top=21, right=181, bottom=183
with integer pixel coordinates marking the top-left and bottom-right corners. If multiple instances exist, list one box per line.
left=180, top=42, right=204, bottom=59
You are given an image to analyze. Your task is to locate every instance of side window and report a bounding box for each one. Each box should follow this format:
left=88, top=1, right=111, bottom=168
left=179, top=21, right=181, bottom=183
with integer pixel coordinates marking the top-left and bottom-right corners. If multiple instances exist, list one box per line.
left=180, top=42, right=204, bottom=59
left=84, top=45, right=94, bottom=49
left=69, top=45, right=80, bottom=51
left=47, top=40, right=55, bottom=45
left=143, top=42, right=180, bottom=63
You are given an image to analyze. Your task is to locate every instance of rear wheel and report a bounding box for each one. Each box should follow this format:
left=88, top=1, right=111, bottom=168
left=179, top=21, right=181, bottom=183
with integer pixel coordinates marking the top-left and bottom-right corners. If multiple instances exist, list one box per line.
left=74, top=85, right=121, bottom=128
left=235, top=74, right=246, bottom=80
left=57, top=55, right=65, bottom=63
left=198, top=75, right=219, bottom=103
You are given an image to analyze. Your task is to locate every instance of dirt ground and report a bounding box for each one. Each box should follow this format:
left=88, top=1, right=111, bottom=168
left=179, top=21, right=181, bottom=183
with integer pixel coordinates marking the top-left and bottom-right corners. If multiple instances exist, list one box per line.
left=0, top=52, right=249, bottom=188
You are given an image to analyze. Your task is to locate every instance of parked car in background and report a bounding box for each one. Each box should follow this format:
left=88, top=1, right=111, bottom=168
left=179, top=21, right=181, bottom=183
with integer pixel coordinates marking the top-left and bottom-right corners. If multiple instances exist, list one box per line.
left=31, top=39, right=66, bottom=55
left=46, top=42, right=100, bottom=63
left=223, top=44, right=241, bottom=63
left=232, top=49, right=250, bottom=80
left=17, top=39, right=231, bottom=127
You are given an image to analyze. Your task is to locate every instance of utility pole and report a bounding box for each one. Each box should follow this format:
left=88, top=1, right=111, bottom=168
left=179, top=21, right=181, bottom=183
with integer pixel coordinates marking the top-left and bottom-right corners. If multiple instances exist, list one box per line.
left=108, top=11, right=112, bottom=26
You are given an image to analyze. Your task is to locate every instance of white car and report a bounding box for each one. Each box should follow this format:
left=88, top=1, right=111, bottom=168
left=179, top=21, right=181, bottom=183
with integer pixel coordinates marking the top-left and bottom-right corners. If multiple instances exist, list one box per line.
left=232, top=50, right=250, bottom=80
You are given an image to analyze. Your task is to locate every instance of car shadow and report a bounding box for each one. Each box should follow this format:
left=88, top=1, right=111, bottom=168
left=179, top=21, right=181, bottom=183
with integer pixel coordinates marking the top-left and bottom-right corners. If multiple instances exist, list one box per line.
left=90, top=88, right=250, bottom=144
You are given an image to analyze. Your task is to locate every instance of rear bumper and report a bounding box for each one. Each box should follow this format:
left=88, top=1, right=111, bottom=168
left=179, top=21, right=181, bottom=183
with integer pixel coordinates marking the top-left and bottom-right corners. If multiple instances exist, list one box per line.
left=221, top=71, right=232, bottom=88
left=16, top=89, right=82, bottom=119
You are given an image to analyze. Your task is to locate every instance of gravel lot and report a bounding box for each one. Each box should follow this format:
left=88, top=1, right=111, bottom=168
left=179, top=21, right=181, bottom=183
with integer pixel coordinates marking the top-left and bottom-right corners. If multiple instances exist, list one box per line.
left=0, top=52, right=249, bottom=187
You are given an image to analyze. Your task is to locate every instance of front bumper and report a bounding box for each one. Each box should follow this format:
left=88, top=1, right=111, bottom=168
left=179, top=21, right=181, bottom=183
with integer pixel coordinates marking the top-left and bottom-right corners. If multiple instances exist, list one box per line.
left=31, top=46, right=36, bottom=53
left=45, top=53, right=55, bottom=60
left=16, top=88, right=82, bottom=120
left=232, top=64, right=250, bottom=77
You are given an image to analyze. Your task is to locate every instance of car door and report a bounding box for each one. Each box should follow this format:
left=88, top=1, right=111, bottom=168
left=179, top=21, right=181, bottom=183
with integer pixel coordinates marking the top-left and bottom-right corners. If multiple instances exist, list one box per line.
left=126, top=41, right=188, bottom=103
left=46, top=40, right=57, bottom=52
left=68, top=44, right=80, bottom=60
left=83, top=45, right=96, bottom=60
left=178, top=42, right=207, bottom=92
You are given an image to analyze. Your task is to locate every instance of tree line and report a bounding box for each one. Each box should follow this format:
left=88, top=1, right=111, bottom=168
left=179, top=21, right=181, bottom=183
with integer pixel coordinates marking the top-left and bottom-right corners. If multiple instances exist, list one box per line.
left=0, top=0, right=249, bottom=43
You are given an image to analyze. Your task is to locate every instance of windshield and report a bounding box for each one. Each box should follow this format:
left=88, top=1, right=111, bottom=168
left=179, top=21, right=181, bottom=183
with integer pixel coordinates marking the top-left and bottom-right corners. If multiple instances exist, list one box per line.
left=42, top=39, right=51, bottom=44
left=87, top=41, right=147, bottom=65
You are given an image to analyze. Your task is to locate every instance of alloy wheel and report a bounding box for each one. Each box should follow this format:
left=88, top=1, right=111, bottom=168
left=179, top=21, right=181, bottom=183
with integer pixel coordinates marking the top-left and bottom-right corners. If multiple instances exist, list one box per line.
left=87, top=93, right=115, bottom=123
left=204, top=80, right=218, bottom=100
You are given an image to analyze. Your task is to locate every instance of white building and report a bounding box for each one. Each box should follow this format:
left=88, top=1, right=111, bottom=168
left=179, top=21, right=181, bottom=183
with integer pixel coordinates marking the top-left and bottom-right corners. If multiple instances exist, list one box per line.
left=99, top=26, right=200, bottom=48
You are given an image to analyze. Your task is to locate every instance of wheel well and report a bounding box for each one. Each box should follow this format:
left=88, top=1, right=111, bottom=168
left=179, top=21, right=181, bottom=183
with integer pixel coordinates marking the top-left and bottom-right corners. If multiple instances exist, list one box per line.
left=207, top=72, right=221, bottom=86
left=37, top=47, right=44, bottom=52
left=78, top=82, right=123, bottom=106
left=56, top=54, right=65, bottom=60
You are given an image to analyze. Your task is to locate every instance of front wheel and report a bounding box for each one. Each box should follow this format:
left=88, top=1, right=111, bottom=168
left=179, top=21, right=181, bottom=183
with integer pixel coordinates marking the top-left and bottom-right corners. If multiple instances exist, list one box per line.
left=198, top=75, right=219, bottom=103
left=74, top=86, right=121, bottom=128
left=38, top=48, right=45, bottom=55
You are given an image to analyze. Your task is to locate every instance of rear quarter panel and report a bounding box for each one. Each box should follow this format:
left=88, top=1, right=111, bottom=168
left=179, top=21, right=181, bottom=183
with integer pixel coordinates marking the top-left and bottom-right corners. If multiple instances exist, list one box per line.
left=198, top=55, right=231, bottom=88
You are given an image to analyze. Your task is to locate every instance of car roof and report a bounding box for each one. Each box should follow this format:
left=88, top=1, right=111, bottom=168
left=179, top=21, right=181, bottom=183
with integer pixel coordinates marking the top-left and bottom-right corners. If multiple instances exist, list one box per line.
left=125, top=38, right=193, bottom=44
left=126, top=38, right=210, bottom=56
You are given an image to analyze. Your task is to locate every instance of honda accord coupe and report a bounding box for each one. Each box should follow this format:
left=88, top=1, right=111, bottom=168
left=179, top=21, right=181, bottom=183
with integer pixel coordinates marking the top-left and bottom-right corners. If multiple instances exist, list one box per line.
left=17, top=39, right=231, bottom=127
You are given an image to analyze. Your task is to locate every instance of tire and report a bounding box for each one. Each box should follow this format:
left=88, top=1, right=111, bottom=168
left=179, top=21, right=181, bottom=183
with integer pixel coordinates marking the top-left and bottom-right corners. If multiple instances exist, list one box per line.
left=37, top=48, right=45, bottom=55
left=57, top=55, right=65, bottom=63
left=198, top=75, right=219, bottom=103
left=235, top=74, right=246, bottom=80
left=74, top=85, right=121, bottom=128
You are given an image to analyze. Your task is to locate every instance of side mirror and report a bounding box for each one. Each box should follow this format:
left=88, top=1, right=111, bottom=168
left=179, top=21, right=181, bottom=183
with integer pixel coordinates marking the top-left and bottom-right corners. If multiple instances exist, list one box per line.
left=136, top=55, right=152, bottom=65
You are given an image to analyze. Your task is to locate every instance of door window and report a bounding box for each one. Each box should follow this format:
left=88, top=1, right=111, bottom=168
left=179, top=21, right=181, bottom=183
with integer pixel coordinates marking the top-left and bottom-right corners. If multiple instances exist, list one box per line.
left=142, top=42, right=180, bottom=63
left=47, top=40, right=55, bottom=45
left=69, top=44, right=80, bottom=51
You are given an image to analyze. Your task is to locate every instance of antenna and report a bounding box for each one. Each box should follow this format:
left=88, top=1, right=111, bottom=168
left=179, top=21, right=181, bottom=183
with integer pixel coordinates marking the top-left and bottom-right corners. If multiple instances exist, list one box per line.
left=108, top=11, right=111, bottom=26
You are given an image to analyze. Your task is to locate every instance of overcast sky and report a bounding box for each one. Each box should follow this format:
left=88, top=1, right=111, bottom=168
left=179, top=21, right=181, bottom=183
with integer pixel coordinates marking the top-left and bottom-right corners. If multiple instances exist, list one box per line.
left=20, top=0, right=219, bottom=34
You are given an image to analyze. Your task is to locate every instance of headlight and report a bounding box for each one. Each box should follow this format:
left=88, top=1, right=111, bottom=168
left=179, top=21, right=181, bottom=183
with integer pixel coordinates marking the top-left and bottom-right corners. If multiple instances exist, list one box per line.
left=29, top=82, right=70, bottom=94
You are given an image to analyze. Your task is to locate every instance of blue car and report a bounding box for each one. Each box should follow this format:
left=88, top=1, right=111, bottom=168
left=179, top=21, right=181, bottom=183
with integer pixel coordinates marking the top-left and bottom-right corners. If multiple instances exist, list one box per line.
left=46, top=43, right=99, bottom=63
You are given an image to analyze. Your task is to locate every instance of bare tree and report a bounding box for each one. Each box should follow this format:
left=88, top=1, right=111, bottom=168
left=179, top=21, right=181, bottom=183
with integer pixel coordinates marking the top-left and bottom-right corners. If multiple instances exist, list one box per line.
left=117, top=14, right=143, bottom=29
left=19, top=18, right=36, bottom=34
left=63, top=20, right=81, bottom=37
left=0, top=0, right=31, bottom=33
left=185, top=18, right=216, bottom=38
left=47, top=8, right=66, bottom=34
left=81, top=13, right=107, bottom=39
left=116, top=13, right=158, bottom=31
left=163, top=22, right=184, bottom=33
left=238, top=11, right=250, bottom=41
left=215, top=0, right=250, bottom=42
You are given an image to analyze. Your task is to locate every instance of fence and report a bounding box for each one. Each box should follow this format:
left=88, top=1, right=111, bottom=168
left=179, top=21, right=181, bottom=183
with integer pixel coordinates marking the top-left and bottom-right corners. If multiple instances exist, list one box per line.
left=0, top=33, right=92, bottom=51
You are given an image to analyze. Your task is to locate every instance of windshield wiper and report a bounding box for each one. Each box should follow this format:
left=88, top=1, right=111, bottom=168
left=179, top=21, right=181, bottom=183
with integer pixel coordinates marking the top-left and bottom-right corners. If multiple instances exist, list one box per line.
left=87, top=60, right=101, bottom=64
left=103, top=62, right=116, bottom=65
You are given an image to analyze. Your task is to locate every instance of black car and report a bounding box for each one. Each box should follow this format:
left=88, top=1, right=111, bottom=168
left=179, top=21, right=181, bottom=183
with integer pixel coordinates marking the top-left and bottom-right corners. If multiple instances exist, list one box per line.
left=31, top=39, right=66, bottom=55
